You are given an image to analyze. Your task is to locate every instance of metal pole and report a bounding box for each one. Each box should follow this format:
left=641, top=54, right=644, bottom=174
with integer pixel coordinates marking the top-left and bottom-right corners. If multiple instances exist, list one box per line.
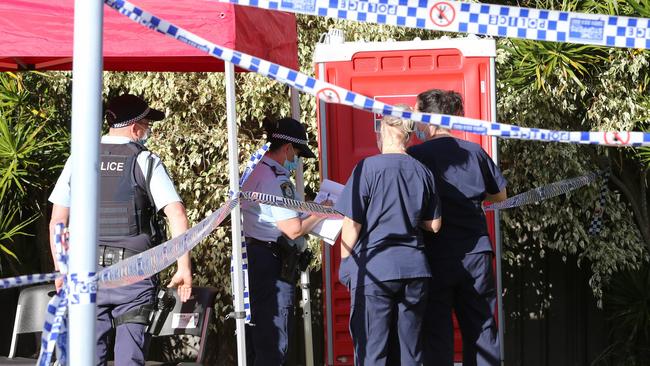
left=317, top=63, right=335, bottom=366
left=225, top=61, right=247, bottom=366
left=291, top=88, right=315, bottom=366
left=68, top=0, right=103, bottom=365
left=490, top=56, right=506, bottom=366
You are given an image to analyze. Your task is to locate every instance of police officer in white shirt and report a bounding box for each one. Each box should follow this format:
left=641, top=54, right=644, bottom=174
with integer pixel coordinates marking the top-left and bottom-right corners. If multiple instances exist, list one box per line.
left=48, top=94, right=192, bottom=366
left=241, top=117, right=325, bottom=365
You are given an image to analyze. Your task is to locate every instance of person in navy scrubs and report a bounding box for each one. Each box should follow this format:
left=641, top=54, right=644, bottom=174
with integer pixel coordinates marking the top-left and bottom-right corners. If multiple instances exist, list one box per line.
left=408, top=89, right=508, bottom=366
left=336, top=109, right=442, bottom=366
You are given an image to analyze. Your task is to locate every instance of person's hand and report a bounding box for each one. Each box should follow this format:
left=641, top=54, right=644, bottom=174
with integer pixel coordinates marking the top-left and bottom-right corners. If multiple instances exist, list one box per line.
left=167, top=265, right=192, bottom=302
left=320, top=199, right=334, bottom=207
left=55, top=277, right=64, bottom=293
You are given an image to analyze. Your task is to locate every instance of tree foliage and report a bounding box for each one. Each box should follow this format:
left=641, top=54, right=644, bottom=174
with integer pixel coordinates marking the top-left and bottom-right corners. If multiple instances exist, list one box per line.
left=495, top=1, right=650, bottom=363
left=497, top=1, right=649, bottom=312
left=0, top=72, right=69, bottom=275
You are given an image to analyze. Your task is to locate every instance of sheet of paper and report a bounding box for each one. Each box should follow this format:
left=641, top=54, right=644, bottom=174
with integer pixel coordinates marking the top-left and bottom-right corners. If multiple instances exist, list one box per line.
left=314, top=179, right=344, bottom=204
left=310, top=179, right=344, bottom=245
left=311, top=218, right=343, bottom=245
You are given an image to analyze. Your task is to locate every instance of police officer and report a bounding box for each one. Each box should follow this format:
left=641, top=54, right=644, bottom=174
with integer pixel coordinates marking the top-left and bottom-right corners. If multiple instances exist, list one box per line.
left=336, top=110, right=442, bottom=366
left=48, top=94, right=192, bottom=366
left=408, top=89, right=508, bottom=366
left=241, top=117, right=324, bottom=365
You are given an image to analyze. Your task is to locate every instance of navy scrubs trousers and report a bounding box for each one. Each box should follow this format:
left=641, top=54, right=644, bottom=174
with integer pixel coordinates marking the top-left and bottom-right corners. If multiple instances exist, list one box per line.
left=245, top=241, right=295, bottom=366
left=349, top=278, right=429, bottom=366
left=423, top=252, right=500, bottom=366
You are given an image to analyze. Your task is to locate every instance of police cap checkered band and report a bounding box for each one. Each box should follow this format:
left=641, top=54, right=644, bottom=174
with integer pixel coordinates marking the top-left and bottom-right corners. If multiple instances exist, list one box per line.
left=105, top=94, right=165, bottom=128
left=271, top=133, right=308, bottom=145
left=271, top=117, right=316, bottom=158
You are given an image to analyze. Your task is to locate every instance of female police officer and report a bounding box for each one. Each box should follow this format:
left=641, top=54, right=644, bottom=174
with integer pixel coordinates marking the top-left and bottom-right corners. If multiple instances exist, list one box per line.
left=241, top=117, right=325, bottom=365
left=336, top=109, right=442, bottom=366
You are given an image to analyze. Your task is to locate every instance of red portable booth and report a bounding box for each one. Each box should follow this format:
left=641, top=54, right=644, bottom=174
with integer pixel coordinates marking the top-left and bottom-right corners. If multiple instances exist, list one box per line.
left=314, top=36, right=501, bottom=365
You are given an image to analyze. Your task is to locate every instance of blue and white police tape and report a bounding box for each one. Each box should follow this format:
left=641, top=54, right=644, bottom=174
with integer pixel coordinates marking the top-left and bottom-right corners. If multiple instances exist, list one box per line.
left=223, top=0, right=650, bottom=50
left=0, top=199, right=239, bottom=291
left=588, top=171, right=610, bottom=235
left=0, top=273, right=59, bottom=289
left=1, top=198, right=242, bottom=345
left=99, top=141, right=268, bottom=288
left=104, top=0, right=650, bottom=147
left=38, top=224, right=98, bottom=366
left=98, top=198, right=238, bottom=288
left=484, top=171, right=603, bottom=211
left=240, top=142, right=271, bottom=188
left=241, top=191, right=343, bottom=218
left=39, top=282, right=67, bottom=366
left=230, top=142, right=272, bottom=197
left=229, top=143, right=272, bottom=324
left=38, top=223, right=68, bottom=366
left=236, top=231, right=252, bottom=323
left=230, top=234, right=252, bottom=323
left=0, top=222, right=67, bottom=290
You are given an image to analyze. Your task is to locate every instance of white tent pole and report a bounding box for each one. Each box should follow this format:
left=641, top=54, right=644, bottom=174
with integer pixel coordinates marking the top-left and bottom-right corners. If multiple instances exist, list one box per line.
left=291, top=88, right=315, bottom=366
left=68, top=0, right=103, bottom=364
left=225, top=61, right=248, bottom=366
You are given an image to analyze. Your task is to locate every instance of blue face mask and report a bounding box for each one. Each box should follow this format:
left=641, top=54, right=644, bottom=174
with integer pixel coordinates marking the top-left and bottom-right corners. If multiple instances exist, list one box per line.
left=283, top=156, right=299, bottom=171
left=137, top=127, right=151, bottom=146
left=415, top=129, right=427, bottom=141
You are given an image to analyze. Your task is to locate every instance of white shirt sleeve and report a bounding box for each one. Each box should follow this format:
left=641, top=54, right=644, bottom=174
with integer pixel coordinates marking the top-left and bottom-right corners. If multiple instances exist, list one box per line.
left=48, top=158, right=73, bottom=207
left=269, top=203, right=299, bottom=221
left=137, top=151, right=182, bottom=212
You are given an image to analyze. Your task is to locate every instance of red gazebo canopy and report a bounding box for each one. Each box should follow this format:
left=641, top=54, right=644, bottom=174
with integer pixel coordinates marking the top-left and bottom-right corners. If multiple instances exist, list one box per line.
left=0, top=0, right=298, bottom=72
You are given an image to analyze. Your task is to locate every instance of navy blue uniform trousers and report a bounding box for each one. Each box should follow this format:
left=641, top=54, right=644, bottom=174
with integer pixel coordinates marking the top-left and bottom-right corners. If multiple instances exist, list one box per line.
left=95, top=277, right=156, bottom=366
left=246, top=241, right=295, bottom=366
left=423, top=252, right=500, bottom=366
left=349, top=278, right=428, bottom=366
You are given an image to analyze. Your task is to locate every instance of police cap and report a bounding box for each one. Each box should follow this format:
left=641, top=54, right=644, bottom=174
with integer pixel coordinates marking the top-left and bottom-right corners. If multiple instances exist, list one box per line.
left=105, top=94, right=165, bottom=128
left=271, top=117, right=316, bottom=159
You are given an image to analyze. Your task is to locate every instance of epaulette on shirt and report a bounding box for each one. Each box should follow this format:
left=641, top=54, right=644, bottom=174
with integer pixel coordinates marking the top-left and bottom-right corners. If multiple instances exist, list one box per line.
left=262, top=161, right=287, bottom=178
left=262, top=161, right=294, bottom=199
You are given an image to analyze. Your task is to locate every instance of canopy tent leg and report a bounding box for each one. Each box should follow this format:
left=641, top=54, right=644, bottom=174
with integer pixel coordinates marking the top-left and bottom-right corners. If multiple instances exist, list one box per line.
left=226, top=61, right=248, bottom=366
left=68, top=0, right=103, bottom=364
left=291, top=88, right=315, bottom=366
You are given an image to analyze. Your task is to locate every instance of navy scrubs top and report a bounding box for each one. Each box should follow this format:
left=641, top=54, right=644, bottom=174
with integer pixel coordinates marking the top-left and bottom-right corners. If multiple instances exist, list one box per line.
left=408, top=136, right=507, bottom=259
left=335, top=154, right=441, bottom=290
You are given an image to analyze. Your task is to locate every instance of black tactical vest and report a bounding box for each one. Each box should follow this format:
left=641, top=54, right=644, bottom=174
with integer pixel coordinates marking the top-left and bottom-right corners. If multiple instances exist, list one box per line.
left=99, top=142, right=165, bottom=252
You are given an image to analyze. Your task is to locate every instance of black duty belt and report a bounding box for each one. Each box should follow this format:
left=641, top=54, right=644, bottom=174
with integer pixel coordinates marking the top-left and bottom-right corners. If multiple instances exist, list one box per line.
left=247, top=238, right=279, bottom=257
left=98, top=245, right=139, bottom=267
